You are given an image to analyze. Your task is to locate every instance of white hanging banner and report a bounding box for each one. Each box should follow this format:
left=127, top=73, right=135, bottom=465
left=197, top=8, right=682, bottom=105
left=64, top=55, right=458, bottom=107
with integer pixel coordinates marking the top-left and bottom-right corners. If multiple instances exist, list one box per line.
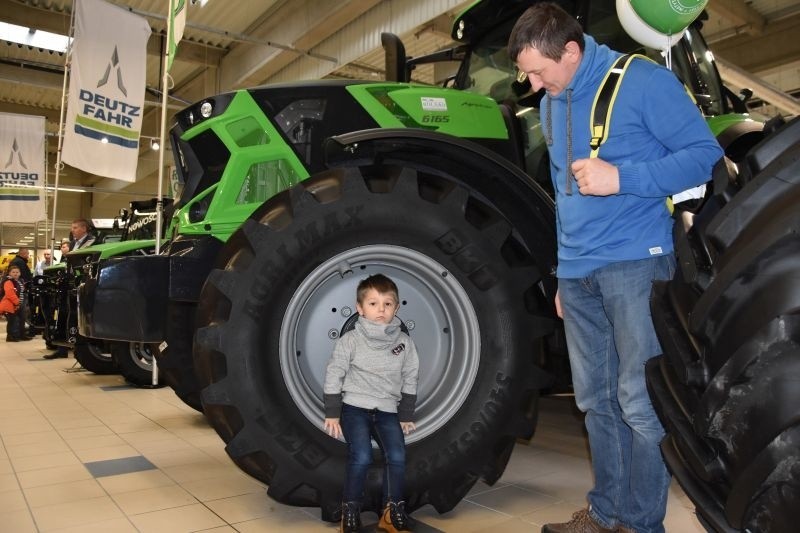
left=168, top=0, right=187, bottom=71
left=0, top=113, right=46, bottom=223
left=62, top=0, right=151, bottom=182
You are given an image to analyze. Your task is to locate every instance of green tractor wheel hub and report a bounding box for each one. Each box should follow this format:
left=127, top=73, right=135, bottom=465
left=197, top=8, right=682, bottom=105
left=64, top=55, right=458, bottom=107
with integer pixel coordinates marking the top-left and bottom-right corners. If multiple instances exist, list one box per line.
left=279, top=244, right=481, bottom=444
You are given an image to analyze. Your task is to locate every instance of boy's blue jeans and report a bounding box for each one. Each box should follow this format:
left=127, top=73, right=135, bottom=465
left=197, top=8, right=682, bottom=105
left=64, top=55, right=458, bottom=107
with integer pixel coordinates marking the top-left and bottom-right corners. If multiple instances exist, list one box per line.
left=340, top=403, right=406, bottom=505
left=559, top=254, right=675, bottom=533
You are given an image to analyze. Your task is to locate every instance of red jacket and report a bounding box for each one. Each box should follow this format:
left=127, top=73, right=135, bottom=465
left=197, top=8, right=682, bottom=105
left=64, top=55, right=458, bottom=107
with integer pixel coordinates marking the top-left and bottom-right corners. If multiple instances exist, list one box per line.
left=0, top=278, right=20, bottom=314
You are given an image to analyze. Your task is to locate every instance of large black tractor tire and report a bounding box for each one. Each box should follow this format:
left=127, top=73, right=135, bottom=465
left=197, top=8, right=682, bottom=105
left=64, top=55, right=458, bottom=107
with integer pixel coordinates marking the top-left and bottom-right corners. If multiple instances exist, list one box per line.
left=646, top=116, right=800, bottom=533
left=153, top=302, right=203, bottom=411
left=110, top=341, right=164, bottom=388
left=193, top=151, right=558, bottom=520
left=74, top=339, right=118, bottom=375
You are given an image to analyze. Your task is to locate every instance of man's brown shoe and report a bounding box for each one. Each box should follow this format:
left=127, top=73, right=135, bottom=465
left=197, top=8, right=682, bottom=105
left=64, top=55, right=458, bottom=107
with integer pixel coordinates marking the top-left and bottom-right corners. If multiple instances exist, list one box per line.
left=542, top=508, right=615, bottom=533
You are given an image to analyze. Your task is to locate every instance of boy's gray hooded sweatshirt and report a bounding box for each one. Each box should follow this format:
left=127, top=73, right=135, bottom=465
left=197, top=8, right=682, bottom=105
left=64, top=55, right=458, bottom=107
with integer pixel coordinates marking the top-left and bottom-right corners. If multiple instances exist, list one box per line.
left=324, top=316, right=419, bottom=422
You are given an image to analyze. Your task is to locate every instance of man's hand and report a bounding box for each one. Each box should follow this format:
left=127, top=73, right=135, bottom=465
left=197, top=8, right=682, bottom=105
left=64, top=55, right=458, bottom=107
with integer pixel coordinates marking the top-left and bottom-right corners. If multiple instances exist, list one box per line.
left=555, top=288, right=563, bottom=319
left=571, top=158, right=620, bottom=196
left=324, top=418, right=342, bottom=439
left=400, top=422, right=416, bottom=435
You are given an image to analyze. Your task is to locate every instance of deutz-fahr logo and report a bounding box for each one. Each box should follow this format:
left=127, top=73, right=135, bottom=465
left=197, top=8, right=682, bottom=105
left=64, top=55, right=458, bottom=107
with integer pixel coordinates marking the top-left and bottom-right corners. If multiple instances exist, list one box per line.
left=74, top=46, right=141, bottom=149
left=1, top=138, right=38, bottom=187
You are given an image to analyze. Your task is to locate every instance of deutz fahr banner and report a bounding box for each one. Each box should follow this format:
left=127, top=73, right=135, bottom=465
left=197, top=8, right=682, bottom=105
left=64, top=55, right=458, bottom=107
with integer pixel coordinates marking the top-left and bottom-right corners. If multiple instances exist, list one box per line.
left=0, top=113, right=46, bottom=223
left=62, top=0, right=151, bottom=182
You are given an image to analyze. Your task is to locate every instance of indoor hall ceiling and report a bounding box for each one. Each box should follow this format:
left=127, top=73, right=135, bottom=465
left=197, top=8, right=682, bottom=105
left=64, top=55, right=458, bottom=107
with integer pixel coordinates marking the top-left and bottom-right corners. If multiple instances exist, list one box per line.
left=0, top=0, right=799, bottom=208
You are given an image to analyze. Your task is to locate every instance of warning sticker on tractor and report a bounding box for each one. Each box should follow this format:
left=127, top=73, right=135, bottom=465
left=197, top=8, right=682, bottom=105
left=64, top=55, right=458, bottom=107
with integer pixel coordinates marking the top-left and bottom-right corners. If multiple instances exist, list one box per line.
left=421, top=97, right=448, bottom=111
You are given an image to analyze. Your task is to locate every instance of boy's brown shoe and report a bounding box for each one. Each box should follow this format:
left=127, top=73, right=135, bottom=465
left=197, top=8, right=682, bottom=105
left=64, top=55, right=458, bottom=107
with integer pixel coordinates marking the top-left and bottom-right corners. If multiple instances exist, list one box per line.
left=378, top=501, right=414, bottom=532
left=542, top=508, right=616, bottom=533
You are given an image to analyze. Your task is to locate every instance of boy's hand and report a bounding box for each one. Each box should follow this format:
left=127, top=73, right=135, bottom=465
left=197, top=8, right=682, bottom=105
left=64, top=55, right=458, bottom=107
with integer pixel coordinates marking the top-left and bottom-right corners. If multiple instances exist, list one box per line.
left=324, top=418, right=342, bottom=439
left=400, top=421, right=416, bottom=435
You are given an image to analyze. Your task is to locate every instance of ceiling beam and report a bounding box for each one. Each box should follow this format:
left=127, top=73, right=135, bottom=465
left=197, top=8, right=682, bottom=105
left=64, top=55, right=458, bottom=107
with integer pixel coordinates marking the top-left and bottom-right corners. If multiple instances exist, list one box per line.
left=0, top=62, right=62, bottom=91
left=707, top=0, right=765, bottom=36
left=219, top=0, right=380, bottom=91
left=715, top=55, right=800, bottom=116
left=710, top=12, right=800, bottom=74
left=0, top=0, right=224, bottom=66
left=266, top=0, right=470, bottom=85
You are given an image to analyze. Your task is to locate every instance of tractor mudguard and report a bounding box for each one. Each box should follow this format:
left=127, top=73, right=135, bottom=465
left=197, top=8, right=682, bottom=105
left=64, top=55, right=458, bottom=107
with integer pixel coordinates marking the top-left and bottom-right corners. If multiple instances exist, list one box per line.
left=78, top=234, right=223, bottom=342
left=78, top=255, right=169, bottom=342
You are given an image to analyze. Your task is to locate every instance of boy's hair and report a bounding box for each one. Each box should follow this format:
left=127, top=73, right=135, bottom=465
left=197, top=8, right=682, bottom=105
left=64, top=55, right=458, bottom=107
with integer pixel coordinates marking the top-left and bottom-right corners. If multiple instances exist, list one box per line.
left=508, top=2, right=585, bottom=62
left=356, top=274, right=399, bottom=304
left=6, top=265, right=20, bottom=276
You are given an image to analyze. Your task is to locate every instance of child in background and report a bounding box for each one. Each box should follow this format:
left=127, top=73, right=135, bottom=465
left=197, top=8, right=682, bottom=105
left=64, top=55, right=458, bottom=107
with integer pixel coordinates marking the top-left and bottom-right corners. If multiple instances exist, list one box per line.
left=324, top=273, right=420, bottom=533
left=1, top=266, right=24, bottom=341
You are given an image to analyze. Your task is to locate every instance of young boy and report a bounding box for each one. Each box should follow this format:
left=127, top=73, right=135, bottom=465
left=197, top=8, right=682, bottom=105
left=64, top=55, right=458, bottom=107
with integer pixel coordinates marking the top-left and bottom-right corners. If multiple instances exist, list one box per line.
left=1, top=266, right=24, bottom=341
left=324, top=273, right=420, bottom=533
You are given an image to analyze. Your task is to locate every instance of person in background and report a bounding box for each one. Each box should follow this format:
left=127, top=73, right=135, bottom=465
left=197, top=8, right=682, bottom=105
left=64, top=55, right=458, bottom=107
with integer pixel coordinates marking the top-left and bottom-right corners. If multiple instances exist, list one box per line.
left=508, top=4, right=723, bottom=533
left=324, top=274, right=419, bottom=533
left=2, top=265, right=27, bottom=342
left=35, top=250, right=54, bottom=276
left=70, top=219, right=96, bottom=250
left=58, top=241, right=71, bottom=262
left=9, top=248, right=34, bottom=339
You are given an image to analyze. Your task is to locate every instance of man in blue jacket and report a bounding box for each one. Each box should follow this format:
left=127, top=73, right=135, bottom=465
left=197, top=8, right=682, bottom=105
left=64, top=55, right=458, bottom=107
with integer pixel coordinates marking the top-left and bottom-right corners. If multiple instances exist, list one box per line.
left=509, top=4, right=723, bottom=533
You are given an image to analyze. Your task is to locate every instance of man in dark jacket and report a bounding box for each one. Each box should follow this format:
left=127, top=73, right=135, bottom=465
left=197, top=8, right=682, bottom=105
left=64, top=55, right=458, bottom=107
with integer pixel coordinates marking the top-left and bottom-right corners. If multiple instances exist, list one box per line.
left=9, top=248, right=34, bottom=339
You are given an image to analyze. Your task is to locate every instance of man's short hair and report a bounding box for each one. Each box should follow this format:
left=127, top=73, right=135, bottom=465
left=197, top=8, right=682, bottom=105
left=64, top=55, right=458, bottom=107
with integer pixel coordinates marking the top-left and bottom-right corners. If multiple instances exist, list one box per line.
left=508, top=2, right=585, bottom=61
left=357, top=274, right=399, bottom=304
left=72, top=218, right=90, bottom=229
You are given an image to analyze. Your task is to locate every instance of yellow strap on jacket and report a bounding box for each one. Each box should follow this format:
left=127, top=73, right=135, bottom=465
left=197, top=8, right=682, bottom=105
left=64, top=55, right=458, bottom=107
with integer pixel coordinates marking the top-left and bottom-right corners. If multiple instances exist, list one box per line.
left=589, top=54, right=651, bottom=159
left=589, top=54, right=698, bottom=214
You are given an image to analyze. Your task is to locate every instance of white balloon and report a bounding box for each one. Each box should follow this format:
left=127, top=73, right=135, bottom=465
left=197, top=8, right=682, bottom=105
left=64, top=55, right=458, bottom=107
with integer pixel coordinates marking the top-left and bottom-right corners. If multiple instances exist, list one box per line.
left=616, top=0, right=684, bottom=51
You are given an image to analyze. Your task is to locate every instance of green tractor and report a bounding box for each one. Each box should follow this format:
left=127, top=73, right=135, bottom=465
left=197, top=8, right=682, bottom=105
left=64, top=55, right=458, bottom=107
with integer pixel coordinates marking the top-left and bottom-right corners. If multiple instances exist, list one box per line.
left=77, top=0, right=789, bottom=524
left=42, top=198, right=170, bottom=385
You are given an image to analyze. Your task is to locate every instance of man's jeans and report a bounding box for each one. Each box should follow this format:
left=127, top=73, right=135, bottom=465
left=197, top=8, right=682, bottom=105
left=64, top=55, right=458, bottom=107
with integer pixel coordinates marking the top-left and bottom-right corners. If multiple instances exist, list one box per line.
left=340, top=403, right=406, bottom=505
left=559, top=255, right=675, bottom=533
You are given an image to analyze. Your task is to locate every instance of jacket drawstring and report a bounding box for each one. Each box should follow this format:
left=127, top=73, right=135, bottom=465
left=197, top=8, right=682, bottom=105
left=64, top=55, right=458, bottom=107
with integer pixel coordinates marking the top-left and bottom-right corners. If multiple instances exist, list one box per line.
left=544, top=88, right=575, bottom=195
left=565, top=88, right=574, bottom=195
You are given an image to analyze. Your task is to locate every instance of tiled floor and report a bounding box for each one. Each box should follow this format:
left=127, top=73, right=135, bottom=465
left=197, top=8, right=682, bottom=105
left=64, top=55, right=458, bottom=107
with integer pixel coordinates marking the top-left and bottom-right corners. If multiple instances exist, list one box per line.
left=0, top=336, right=707, bottom=532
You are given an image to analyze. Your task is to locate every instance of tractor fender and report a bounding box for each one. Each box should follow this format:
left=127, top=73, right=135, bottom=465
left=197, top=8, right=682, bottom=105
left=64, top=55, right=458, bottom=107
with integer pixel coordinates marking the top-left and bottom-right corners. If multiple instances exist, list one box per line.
left=324, top=128, right=557, bottom=296
left=326, top=128, right=553, bottom=211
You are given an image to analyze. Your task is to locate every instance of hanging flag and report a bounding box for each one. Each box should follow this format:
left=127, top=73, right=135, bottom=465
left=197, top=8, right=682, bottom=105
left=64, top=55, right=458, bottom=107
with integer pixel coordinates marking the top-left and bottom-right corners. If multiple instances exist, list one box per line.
left=168, top=0, right=187, bottom=71
left=62, top=0, right=151, bottom=182
left=0, top=113, right=46, bottom=223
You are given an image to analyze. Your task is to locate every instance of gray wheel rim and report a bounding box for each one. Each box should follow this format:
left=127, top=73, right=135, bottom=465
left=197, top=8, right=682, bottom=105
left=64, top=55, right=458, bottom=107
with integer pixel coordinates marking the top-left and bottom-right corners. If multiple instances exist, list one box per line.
left=280, top=245, right=480, bottom=443
left=128, top=342, right=154, bottom=371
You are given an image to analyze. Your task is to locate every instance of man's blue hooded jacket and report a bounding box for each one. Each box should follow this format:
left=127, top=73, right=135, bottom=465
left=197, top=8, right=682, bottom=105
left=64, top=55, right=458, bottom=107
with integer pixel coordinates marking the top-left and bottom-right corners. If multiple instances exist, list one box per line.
left=542, top=35, right=724, bottom=278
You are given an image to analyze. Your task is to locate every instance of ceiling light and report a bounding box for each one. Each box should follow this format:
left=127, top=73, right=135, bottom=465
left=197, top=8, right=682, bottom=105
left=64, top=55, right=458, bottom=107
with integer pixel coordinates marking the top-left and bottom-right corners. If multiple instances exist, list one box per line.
left=0, top=22, right=70, bottom=52
left=13, top=183, right=87, bottom=193
left=151, top=139, right=160, bottom=151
